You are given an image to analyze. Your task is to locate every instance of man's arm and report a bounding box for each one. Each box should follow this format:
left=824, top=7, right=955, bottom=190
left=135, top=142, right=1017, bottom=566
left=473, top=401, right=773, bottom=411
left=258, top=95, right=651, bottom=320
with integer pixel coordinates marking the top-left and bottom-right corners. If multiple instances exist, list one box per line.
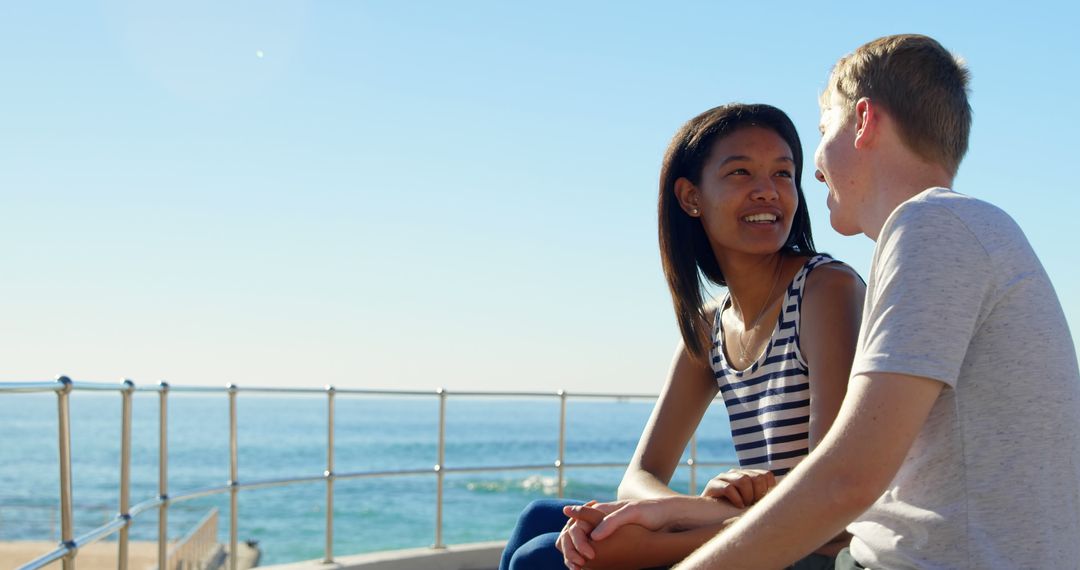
left=675, top=371, right=944, bottom=569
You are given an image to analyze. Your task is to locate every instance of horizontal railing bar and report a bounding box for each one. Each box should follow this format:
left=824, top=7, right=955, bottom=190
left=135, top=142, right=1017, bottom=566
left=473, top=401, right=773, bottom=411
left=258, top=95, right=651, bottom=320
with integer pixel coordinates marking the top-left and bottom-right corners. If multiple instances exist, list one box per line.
left=549, top=462, right=631, bottom=469
left=330, top=388, right=440, bottom=396
left=69, top=381, right=136, bottom=392
left=16, top=545, right=70, bottom=570
left=16, top=514, right=130, bottom=570
left=137, top=385, right=335, bottom=395
left=134, top=385, right=168, bottom=393
left=138, top=459, right=738, bottom=494
left=235, top=475, right=326, bottom=491
left=443, top=464, right=556, bottom=474
left=682, top=459, right=734, bottom=470
left=162, top=385, right=237, bottom=394
left=334, top=468, right=436, bottom=480
left=0, top=384, right=63, bottom=395
left=0, top=381, right=64, bottom=393
left=554, top=392, right=660, bottom=400
left=439, top=461, right=726, bottom=472
left=5, top=379, right=695, bottom=401
left=71, top=516, right=129, bottom=550
left=434, top=390, right=564, bottom=398
left=129, top=497, right=164, bottom=517
left=218, top=387, right=327, bottom=394
left=120, top=385, right=667, bottom=400
left=441, top=462, right=690, bottom=474
left=136, top=385, right=441, bottom=397
left=169, top=485, right=229, bottom=504
left=437, top=390, right=661, bottom=399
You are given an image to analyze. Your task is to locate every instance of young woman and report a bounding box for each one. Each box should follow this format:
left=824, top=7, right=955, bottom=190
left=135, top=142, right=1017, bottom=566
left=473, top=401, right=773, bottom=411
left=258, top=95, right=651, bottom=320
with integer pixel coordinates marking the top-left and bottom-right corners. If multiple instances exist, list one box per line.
left=500, top=103, right=865, bottom=570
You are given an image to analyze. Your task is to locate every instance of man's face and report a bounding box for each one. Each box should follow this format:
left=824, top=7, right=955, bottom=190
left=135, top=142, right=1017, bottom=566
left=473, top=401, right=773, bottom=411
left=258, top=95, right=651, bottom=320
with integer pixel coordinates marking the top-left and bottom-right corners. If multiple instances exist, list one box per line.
left=814, top=90, right=862, bottom=236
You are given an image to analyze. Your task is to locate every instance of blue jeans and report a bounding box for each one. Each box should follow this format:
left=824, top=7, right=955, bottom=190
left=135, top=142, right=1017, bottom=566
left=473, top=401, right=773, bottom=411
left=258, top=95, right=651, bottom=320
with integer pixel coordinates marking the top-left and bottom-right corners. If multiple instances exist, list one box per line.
left=500, top=498, right=583, bottom=570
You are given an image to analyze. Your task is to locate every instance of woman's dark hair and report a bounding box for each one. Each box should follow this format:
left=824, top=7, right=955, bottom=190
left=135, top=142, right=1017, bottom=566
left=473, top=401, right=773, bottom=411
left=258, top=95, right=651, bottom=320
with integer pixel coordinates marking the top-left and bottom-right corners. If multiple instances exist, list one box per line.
left=659, top=103, right=817, bottom=360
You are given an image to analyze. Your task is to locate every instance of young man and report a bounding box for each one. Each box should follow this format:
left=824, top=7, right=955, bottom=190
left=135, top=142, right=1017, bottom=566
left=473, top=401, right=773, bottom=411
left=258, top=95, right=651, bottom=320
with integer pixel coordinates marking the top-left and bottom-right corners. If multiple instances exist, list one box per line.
left=671, top=33, right=1080, bottom=569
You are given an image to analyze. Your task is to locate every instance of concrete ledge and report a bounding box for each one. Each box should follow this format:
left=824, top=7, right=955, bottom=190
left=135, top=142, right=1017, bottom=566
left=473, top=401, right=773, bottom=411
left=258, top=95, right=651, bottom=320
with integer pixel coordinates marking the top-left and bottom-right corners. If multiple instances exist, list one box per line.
left=260, top=541, right=506, bottom=570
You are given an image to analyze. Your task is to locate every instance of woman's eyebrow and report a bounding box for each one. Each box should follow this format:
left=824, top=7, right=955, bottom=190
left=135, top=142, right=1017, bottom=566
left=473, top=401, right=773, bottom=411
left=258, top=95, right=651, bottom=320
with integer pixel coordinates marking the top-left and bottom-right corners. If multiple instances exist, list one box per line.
left=718, top=155, right=794, bottom=166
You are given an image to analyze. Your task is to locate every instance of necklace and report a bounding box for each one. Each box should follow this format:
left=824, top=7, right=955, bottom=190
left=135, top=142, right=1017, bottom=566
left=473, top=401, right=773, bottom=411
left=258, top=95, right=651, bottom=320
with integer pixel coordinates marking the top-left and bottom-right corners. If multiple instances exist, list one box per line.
left=730, top=260, right=784, bottom=365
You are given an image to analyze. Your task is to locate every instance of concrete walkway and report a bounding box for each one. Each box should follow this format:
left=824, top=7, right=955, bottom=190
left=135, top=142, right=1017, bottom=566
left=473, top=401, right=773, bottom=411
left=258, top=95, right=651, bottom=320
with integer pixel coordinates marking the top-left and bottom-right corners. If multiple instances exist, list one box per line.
left=261, top=541, right=504, bottom=570
left=0, top=540, right=259, bottom=570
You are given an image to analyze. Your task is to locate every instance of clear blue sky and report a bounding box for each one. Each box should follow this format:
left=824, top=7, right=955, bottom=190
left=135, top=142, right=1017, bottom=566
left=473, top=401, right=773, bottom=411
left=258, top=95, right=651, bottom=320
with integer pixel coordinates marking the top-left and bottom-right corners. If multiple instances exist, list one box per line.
left=2, top=1, right=1077, bottom=393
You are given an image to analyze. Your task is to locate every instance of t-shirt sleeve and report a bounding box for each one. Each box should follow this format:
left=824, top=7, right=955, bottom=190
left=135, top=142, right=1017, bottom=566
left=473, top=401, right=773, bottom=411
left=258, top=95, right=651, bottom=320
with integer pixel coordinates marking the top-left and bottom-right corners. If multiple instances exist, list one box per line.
left=851, top=201, right=993, bottom=387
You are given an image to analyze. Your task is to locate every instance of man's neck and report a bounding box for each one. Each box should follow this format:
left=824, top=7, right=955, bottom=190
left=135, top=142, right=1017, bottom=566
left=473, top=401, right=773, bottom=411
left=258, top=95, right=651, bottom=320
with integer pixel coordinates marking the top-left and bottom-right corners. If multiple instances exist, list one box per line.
left=861, top=156, right=954, bottom=241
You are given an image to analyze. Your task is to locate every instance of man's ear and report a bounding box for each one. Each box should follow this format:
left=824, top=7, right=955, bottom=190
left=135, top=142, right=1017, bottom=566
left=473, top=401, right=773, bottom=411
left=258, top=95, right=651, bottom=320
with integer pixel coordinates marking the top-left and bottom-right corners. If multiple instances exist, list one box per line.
left=853, top=97, right=878, bottom=149
left=674, top=177, right=700, bottom=217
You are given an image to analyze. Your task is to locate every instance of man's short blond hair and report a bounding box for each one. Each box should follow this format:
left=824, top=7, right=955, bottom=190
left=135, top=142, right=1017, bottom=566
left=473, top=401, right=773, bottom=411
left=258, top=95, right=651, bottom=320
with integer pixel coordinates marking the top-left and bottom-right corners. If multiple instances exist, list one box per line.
left=825, top=34, right=972, bottom=175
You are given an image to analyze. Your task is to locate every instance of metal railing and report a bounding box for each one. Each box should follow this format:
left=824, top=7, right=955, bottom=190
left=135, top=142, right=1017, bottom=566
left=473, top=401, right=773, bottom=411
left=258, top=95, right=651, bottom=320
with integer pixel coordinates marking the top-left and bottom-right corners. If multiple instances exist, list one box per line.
left=2, top=377, right=733, bottom=570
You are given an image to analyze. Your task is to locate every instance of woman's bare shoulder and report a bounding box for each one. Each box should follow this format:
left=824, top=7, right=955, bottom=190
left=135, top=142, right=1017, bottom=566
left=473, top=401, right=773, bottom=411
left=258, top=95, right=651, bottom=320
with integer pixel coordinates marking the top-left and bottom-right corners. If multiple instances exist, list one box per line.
left=803, top=261, right=865, bottom=302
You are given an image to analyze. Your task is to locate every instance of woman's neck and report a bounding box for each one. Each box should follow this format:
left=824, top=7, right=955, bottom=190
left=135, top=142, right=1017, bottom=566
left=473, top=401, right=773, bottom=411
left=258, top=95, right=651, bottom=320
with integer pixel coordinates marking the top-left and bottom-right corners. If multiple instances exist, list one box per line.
left=721, top=252, right=789, bottom=322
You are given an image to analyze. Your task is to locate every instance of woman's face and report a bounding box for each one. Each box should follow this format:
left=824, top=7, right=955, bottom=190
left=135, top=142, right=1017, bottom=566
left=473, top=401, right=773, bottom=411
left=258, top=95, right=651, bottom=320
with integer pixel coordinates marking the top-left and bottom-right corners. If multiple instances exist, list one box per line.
left=684, top=126, right=799, bottom=261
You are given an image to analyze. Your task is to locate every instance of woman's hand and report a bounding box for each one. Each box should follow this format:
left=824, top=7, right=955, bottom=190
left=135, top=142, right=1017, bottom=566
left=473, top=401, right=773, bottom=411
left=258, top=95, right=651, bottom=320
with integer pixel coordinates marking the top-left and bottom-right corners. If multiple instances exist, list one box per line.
left=556, top=500, right=623, bottom=570
left=700, top=468, right=777, bottom=508
left=568, top=495, right=734, bottom=542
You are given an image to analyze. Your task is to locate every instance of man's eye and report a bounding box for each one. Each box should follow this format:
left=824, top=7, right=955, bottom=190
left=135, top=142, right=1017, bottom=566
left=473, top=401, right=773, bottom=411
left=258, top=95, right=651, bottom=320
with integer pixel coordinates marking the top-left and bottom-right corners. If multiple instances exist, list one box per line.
left=728, top=168, right=750, bottom=176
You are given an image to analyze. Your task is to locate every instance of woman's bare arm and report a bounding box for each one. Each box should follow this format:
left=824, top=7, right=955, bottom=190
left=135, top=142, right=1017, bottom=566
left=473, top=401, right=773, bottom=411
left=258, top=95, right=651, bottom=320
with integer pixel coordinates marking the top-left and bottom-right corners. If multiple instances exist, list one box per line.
left=619, top=330, right=719, bottom=499
left=561, top=318, right=720, bottom=568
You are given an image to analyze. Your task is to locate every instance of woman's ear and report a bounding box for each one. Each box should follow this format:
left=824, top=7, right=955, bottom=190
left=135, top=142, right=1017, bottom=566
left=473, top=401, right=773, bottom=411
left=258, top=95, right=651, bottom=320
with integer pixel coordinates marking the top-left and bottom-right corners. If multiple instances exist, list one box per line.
left=674, top=177, right=701, bottom=217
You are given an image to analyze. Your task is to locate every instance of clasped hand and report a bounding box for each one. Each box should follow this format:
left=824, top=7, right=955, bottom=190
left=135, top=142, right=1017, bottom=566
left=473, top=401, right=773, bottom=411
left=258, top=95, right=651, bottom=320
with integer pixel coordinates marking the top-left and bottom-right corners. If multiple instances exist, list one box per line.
left=555, top=468, right=776, bottom=569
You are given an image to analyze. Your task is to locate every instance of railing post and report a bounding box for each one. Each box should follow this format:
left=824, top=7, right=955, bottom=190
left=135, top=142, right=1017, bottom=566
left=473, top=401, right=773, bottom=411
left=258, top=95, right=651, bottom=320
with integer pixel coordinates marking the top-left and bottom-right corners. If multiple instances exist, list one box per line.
left=118, top=379, right=135, bottom=570
left=55, top=375, right=75, bottom=570
left=688, top=431, right=698, bottom=495
left=228, top=384, right=239, bottom=570
left=323, top=385, right=335, bottom=564
left=158, top=381, right=169, bottom=570
left=557, top=390, right=566, bottom=499
left=434, top=388, right=446, bottom=549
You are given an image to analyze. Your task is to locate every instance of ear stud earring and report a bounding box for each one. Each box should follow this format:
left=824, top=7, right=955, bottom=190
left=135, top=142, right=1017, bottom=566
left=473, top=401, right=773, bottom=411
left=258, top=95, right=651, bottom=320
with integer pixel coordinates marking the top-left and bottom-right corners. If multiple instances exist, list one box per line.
left=690, top=208, right=699, bottom=216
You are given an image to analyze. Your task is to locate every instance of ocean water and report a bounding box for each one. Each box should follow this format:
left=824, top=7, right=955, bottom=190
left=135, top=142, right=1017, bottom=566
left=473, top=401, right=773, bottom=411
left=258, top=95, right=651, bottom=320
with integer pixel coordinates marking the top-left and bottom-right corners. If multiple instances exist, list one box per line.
left=0, top=390, right=738, bottom=565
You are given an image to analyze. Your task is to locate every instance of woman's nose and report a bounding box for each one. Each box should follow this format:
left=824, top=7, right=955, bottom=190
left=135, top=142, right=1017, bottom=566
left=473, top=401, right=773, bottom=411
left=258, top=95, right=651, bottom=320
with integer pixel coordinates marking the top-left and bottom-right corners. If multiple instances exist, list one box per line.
left=750, top=178, right=779, bottom=200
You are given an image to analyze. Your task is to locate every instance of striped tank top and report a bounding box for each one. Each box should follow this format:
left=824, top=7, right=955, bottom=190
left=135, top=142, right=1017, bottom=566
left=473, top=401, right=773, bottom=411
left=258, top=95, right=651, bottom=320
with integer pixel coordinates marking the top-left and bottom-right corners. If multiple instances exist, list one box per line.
left=710, top=254, right=842, bottom=478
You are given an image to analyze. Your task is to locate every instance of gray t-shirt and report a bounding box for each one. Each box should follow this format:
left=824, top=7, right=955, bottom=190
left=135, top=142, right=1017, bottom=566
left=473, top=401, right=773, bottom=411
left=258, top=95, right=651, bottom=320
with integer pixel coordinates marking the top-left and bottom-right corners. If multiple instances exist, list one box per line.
left=847, top=188, right=1080, bottom=569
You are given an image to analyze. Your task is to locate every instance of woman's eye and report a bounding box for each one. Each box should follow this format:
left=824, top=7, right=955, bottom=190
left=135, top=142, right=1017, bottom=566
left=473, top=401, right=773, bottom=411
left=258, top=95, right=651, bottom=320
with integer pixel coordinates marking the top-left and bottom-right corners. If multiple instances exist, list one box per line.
left=775, top=170, right=793, bottom=178
left=728, top=168, right=750, bottom=176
